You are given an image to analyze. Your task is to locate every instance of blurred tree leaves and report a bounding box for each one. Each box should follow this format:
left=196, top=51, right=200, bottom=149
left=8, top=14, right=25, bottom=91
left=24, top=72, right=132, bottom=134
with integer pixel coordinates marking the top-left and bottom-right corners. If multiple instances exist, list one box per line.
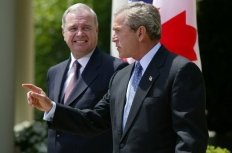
left=92, top=0, right=112, bottom=52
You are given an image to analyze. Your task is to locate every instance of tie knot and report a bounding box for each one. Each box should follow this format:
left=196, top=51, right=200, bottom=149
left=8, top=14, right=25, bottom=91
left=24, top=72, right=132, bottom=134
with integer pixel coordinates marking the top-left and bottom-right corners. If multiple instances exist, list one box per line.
left=135, top=62, right=142, bottom=73
left=73, top=60, right=81, bottom=70
left=72, top=60, right=81, bottom=80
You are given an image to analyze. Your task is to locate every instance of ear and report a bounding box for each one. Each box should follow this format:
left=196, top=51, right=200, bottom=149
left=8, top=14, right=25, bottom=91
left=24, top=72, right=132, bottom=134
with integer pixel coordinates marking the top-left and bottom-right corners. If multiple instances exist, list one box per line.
left=136, top=26, right=146, bottom=42
left=62, top=28, right=66, bottom=41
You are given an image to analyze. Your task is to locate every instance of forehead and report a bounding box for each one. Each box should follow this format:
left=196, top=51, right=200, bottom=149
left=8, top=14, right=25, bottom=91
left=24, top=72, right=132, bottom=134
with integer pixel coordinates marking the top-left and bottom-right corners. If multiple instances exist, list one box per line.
left=65, top=10, right=95, bottom=25
left=113, top=13, right=126, bottom=28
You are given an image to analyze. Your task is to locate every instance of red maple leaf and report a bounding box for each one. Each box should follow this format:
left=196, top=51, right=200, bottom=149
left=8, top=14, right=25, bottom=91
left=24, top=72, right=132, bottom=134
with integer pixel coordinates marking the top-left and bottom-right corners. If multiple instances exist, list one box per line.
left=160, top=11, right=197, bottom=61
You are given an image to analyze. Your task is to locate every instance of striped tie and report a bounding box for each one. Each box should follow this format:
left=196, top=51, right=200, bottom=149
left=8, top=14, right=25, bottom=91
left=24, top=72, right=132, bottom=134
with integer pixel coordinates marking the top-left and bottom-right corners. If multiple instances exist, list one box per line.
left=63, top=61, right=81, bottom=103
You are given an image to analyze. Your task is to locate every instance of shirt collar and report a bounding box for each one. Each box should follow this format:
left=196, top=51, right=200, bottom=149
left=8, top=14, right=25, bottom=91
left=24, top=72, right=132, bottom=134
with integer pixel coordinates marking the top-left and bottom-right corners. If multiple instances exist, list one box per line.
left=136, top=42, right=161, bottom=74
left=69, top=49, right=95, bottom=73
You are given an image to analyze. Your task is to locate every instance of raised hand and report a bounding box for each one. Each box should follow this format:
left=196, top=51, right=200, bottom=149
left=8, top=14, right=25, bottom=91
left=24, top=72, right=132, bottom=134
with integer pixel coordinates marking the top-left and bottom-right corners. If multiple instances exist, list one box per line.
left=22, top=83, right=53, bottom=112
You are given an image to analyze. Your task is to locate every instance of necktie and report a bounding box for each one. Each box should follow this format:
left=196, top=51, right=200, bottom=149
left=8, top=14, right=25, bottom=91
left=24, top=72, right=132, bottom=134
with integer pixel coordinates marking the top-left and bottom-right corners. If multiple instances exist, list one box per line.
left=123, top=62, right=143, bottom=129
left=63, top=60, right=81, bottom=103
left=131, top=62, right=143, bottom=91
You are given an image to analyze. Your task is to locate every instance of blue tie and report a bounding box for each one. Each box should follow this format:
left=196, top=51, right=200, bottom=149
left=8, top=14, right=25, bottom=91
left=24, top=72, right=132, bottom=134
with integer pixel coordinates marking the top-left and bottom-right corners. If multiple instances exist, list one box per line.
left=131, top=62, right=143, bottom=91
left=123, top=62, right=143, bottom=129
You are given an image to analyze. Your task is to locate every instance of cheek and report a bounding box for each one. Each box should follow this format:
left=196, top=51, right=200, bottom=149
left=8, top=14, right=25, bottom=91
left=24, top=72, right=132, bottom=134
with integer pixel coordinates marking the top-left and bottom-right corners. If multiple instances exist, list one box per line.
left=64, top=33, right=73, bottom=42
left=121, top=36, right=134, bottom=47
left=63, top=34, right=69, bottom=43
left=119, top=36, right=127, bottom=45
left=89, top=34, right=97, bottom=43
left=125, top=40, right=138, bottom=55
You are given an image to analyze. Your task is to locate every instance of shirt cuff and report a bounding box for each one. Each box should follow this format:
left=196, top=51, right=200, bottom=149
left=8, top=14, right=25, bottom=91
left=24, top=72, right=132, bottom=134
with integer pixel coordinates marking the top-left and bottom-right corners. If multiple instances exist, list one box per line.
left=43, top=101, right=56, bottom=121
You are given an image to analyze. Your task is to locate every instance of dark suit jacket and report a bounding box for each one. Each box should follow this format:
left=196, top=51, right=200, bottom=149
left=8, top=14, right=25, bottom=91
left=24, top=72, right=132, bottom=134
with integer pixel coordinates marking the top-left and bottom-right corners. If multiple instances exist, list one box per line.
left=49, top=45, right=208, bottom=153
left=46, top=48, right=127, bottom=153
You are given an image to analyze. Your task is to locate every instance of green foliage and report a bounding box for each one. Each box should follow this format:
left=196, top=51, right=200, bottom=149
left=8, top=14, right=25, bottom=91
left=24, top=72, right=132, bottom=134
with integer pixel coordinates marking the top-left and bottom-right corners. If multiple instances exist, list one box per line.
left=92, top=0, right=112, bottom=52
left=14, top=121, right=47, bottom=153
left=207, top=145, right=231, bottom=153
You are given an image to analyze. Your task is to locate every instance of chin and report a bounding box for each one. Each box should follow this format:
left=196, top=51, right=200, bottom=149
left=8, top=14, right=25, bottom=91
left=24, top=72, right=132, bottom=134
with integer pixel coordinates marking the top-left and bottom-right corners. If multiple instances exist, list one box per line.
left=119, top=53, right=128, bottom=58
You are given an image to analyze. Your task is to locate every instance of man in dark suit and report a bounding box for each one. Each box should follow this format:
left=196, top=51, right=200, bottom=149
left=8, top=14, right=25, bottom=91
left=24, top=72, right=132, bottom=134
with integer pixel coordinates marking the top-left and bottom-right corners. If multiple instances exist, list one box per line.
left=23, top=2, right=208, bottom=153
left=38, top=3, right=127, bottom=153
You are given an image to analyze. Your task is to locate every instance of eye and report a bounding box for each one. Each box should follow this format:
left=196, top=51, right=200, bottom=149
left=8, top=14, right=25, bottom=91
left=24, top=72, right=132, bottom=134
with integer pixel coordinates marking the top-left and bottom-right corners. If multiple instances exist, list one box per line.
left=114, top=29, right=120, bottom=35
left=82, top=26, right=92, bottom=31
left=113, top=27, right=120, bottom=33
left=69, top=27, right=77, bottom=32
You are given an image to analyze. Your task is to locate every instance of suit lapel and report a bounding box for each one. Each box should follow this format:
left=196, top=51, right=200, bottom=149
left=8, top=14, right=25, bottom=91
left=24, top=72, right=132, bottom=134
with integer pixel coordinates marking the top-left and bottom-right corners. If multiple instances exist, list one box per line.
left=115, top=64, right=134, bottom=137
left=64, top=49, right=102, bottom=106
left=120, top=46, right=168, bottom=140
left=53, top=60, right=70, bottom=103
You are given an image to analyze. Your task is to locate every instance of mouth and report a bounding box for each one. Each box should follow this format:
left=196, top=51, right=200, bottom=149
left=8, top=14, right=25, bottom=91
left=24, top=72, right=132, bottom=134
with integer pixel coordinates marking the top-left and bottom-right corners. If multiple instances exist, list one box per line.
left=73, top=40, right=88, bottom=45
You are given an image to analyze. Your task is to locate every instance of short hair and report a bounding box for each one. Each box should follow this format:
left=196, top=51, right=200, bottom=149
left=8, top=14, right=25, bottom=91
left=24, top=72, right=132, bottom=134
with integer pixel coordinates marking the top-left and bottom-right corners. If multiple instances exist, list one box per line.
left=114, top=2, right=161, bottom=40
left=61, top=3, right=98, bottom=29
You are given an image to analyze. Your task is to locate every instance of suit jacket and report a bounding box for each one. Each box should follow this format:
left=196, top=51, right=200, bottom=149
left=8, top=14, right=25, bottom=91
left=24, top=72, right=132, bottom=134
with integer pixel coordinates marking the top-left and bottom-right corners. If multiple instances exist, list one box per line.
left=49, top=45, right=208, bottom=153
left=46, top=47, right=127, bottom=153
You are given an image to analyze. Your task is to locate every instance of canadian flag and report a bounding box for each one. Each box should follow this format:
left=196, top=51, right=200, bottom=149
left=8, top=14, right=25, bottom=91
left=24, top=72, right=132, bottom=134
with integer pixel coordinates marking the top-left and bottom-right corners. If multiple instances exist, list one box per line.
left=111, top=0, right=202, bottom=69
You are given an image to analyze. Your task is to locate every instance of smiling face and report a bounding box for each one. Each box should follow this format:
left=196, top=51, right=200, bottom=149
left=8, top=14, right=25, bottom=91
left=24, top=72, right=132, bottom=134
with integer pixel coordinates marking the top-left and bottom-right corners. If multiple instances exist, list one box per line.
left=62, top=9, right=98, bottom=59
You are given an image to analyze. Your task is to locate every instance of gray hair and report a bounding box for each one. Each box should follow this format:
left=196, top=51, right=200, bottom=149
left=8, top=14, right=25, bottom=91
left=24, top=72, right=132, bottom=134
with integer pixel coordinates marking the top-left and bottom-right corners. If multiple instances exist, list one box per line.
left=61, top=3, right=98, bottom=29
left=115, top=1, right=161, bottom=40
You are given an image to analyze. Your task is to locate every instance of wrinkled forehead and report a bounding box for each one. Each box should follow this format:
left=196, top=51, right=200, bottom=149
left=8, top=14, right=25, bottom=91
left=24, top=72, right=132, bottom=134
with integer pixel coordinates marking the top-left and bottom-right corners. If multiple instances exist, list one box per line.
left=67, top=9, right=94, bottom=21
left=63, top=7, right=97, bottom=28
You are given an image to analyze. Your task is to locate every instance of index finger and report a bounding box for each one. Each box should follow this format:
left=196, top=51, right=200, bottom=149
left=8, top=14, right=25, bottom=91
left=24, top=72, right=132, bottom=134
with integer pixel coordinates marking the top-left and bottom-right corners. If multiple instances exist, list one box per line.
left=22, top=83, right=43, bottom=94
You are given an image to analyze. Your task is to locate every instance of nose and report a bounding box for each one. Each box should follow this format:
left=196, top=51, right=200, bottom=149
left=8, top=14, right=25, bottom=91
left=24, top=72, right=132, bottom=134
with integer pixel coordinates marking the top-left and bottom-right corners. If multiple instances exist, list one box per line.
left=112, top=34, right=118, bottom=42
left=76, top=29, right=84, bottom=36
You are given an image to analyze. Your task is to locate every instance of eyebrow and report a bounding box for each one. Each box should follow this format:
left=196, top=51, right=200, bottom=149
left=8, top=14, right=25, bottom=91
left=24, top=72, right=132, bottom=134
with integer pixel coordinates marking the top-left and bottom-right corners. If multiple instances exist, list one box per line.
left=112, top=26, right=120, bottom=30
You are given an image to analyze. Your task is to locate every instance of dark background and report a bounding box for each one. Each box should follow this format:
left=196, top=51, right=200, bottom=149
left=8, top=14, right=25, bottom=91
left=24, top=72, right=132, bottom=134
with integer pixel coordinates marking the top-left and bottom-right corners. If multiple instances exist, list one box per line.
left=198, top=0, right=232, bottom=150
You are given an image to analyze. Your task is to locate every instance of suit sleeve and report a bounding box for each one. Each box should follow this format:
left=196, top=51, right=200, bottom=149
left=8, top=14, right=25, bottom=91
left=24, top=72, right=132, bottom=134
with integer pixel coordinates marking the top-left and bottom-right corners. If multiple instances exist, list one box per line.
left=171, top=62, right=208, bottom=153
left=47, top=90, right=111, bottom=137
